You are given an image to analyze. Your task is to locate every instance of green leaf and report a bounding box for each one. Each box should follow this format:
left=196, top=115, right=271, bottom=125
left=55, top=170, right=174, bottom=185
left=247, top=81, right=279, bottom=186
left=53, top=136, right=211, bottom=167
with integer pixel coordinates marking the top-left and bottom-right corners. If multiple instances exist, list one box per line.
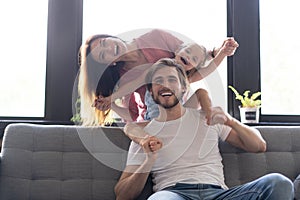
left=250, top=92, right=261, bottom=100
left=229, top=85, right=243, bottom=101
left=243, top=90, right=250, bottom=98
left=228, top=85, right=261, bottom=107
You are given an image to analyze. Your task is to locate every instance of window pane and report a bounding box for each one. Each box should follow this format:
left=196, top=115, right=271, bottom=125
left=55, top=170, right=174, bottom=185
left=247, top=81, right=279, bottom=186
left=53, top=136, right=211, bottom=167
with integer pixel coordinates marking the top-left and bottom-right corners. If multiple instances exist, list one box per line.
left=82, top=0, right=227, bottom=109
left=0, top=1, right=48, bottom=117
left=260, top=0, right=300, bottom=115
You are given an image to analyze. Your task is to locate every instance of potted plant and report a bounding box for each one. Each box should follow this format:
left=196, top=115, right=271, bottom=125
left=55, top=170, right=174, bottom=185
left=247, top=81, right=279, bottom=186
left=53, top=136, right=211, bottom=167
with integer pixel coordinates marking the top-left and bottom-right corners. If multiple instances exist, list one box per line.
left=228, top=85, right=261, bottom=123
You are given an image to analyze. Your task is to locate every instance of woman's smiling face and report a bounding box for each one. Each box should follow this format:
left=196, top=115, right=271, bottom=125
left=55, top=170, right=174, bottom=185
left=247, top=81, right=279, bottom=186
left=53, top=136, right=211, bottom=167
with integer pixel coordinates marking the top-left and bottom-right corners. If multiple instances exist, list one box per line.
left=90, top=37, right=127, bottom=64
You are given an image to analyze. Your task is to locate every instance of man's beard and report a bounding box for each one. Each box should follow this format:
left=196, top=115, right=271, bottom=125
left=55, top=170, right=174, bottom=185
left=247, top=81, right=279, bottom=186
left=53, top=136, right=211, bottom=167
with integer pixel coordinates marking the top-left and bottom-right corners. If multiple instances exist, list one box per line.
left=151, top=93, right=180, bottom=109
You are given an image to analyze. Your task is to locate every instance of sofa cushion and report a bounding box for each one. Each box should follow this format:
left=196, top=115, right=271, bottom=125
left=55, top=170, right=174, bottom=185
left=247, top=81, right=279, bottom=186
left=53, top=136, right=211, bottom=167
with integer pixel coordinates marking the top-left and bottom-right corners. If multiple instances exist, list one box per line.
left=295, top=174, right=300, bottom=200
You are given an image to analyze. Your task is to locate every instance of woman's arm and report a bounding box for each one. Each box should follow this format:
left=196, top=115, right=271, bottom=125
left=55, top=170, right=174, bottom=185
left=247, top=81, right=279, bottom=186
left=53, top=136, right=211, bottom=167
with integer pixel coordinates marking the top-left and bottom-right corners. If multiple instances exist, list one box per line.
left=110, top=102, right=133, bottom=122
left=95, top=64, right=151, bottom=112
left=112, top=63, right=151, bottom=101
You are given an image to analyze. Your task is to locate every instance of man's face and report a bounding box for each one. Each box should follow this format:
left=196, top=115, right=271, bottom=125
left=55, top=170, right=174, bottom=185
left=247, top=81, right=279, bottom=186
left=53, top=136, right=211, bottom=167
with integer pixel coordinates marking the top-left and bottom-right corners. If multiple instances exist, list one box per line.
left=150, top=67, right=184, bottom=109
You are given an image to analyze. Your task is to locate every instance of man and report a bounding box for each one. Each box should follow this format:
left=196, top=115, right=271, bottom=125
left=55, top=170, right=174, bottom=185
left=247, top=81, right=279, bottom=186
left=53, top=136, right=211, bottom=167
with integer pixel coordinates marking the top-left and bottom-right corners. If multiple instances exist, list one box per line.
left=114, top=58, right=294, bottom=200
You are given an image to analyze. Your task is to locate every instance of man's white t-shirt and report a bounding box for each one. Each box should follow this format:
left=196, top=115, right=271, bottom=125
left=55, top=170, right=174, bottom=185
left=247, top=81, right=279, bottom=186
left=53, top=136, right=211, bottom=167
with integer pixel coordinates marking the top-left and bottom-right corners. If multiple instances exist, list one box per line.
left=126, top=108, right=231, bottom=192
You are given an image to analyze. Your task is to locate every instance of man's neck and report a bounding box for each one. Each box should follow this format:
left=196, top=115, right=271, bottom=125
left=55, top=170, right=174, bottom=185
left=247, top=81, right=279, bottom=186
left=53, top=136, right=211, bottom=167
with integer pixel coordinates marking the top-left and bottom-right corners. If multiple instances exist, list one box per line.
left=156, top=104, right=186, bottom=122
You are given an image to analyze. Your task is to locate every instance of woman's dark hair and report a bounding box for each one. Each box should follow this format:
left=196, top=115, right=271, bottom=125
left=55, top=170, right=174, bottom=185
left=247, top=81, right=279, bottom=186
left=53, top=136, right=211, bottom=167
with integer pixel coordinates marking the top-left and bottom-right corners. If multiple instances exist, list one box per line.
left=95, top=62, right=123, bottom=97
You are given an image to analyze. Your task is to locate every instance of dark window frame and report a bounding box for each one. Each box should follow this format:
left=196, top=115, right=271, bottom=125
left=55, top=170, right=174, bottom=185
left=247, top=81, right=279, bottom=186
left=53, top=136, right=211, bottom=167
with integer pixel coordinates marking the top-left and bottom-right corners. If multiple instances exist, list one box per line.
left=227, top=0, right=300, bottom=124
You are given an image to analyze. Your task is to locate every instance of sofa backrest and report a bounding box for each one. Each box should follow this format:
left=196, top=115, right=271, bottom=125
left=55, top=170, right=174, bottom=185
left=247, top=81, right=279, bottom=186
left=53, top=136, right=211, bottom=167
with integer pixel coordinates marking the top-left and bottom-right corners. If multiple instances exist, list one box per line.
left=220, top=126, right=300, bottom=188
left=0, top=123, right=299, bottom=200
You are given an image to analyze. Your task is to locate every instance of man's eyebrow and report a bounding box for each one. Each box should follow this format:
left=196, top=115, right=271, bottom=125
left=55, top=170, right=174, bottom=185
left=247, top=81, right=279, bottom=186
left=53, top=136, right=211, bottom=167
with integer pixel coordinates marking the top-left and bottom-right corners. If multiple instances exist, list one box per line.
left=153, top=75, right=178, bottom=81
left=153, top=76, right=163, bottom=80
left=153, top=75, right=162, bottom=79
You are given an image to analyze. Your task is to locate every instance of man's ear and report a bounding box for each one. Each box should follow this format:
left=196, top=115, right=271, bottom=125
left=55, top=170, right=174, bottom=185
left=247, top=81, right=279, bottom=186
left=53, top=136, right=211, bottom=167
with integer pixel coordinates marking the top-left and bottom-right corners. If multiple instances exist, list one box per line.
left=149, top=87, right=153, bottom=94
left=149, top=88, right=153, bottom=95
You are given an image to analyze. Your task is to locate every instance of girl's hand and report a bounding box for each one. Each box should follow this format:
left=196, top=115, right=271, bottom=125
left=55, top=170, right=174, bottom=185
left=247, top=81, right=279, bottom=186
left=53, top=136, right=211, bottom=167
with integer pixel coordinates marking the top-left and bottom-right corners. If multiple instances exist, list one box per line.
left=139, top=135, right=163, bottom=152
left=220, top=38, right=239, bottom=56
left=93, top=95, right=112, bottom=111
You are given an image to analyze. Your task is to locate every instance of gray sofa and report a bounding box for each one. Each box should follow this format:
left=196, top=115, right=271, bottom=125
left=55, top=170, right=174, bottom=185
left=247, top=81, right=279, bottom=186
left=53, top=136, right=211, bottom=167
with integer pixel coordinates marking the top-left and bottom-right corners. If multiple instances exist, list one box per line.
left=0, top=123, right=299, bottom=200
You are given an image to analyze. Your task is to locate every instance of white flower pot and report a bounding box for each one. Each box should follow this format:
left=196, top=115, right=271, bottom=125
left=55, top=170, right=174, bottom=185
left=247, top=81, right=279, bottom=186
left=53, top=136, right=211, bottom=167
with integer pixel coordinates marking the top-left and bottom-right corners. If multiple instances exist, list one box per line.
left=239, top=106, right=260, bottom=123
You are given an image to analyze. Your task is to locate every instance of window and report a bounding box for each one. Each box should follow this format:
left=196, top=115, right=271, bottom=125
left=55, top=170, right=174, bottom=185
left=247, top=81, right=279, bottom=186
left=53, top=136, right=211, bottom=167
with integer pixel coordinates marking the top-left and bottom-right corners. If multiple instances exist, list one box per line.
left=82, top=0, right=228, bottom=109
left=0, top=1, right=48, bottom=118
left=260, top=0, right=300, bottom=115
left=228, top=0, right=299, bottom=123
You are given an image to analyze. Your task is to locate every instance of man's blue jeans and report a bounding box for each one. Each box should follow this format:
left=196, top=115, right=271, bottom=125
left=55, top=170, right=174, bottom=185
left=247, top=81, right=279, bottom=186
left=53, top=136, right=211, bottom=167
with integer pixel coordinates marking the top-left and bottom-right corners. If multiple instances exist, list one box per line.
left=148, top=173, right=294, bottom=200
